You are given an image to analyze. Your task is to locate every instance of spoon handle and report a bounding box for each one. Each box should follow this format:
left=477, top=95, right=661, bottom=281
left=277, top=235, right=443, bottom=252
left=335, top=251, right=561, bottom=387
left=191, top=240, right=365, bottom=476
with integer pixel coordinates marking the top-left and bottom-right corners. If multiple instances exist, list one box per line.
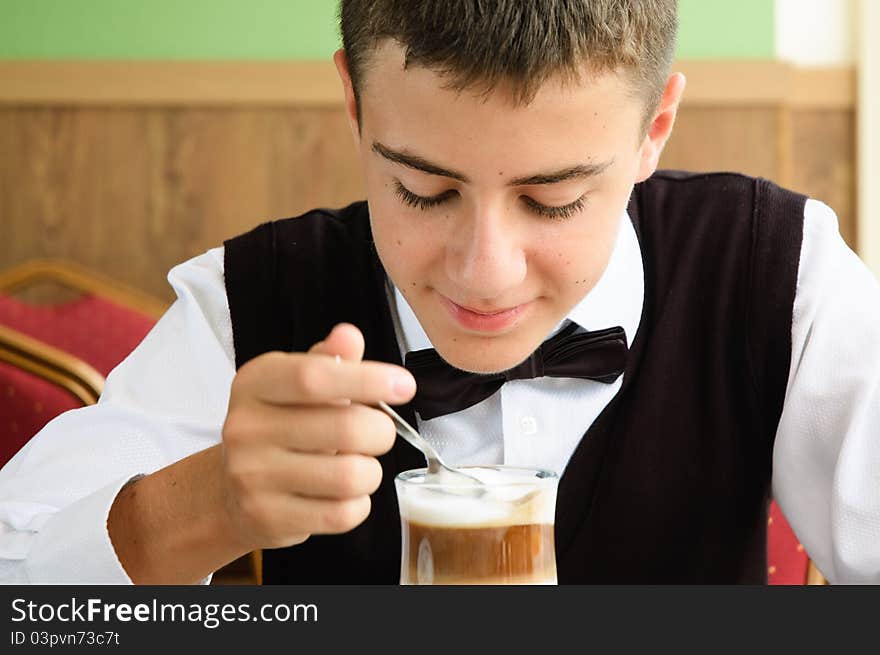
left=377, top=401, right=444, bottom=473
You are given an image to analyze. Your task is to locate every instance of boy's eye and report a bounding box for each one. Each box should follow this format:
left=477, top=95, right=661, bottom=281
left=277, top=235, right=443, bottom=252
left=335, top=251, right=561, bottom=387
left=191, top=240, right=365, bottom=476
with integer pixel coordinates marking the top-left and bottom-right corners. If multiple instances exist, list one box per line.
left=521, top=195, right=587, bottom=220
left=393, top=179, right=586, bottom=220
left=393, top=180, right=456, bottom=210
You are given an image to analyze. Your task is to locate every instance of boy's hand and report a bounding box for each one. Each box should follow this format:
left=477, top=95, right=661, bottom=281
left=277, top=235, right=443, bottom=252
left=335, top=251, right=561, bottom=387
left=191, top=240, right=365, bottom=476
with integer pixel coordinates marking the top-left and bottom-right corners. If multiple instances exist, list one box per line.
left=219, top=323, right=415, bottom=550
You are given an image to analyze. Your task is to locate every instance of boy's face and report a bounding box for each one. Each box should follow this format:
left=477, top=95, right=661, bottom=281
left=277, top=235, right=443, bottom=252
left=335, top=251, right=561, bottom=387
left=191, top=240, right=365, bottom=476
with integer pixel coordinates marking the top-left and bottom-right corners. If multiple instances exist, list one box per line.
left=337, top=42, right=682, bottom=373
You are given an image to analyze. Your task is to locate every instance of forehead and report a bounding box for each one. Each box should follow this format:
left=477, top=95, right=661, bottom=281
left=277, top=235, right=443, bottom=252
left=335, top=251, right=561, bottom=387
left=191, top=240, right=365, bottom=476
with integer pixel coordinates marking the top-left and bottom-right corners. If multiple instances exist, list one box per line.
left=359, top=40, right=640, bottom=108
left=357, top=42, right=645, bottom=170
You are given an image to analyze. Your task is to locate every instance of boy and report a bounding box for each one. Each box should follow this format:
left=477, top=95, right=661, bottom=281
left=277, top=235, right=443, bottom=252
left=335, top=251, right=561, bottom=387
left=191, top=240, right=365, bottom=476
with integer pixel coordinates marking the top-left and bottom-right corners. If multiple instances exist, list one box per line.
left=1, top=0, right=878, bottom=584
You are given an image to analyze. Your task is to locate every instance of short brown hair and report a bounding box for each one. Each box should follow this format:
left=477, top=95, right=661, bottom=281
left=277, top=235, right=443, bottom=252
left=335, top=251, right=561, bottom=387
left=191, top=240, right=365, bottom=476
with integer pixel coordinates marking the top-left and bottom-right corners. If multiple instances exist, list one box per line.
left=340, top=0, right=678, bottom=119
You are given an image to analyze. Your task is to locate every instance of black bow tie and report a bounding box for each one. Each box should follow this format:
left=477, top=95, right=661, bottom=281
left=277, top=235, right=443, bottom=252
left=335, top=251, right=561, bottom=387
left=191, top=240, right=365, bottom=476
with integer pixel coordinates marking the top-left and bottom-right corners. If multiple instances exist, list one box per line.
left=404, top=322, right=628, bottom=420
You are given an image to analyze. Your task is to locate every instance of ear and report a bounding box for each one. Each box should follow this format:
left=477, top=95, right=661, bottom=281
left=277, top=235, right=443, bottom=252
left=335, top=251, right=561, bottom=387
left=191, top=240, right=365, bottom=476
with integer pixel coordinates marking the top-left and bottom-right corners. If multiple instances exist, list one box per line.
left=636, top=72, right=686, bottom=183
left=333, top=49, right=362, bottom=147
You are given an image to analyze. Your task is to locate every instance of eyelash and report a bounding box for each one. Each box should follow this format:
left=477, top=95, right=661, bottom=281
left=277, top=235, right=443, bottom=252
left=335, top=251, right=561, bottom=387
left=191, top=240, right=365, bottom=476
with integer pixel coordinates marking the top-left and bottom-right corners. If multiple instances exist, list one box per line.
left=392, top=180, right=586, bottom=221
left=393, top=181, right=454, bottom=211
left=521, top=195, right=586, bottom=220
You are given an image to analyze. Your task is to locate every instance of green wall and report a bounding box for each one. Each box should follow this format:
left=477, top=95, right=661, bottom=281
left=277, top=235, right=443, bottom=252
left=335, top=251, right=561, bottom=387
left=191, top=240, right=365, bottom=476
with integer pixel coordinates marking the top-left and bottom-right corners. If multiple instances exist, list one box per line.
left=0, top=0, right=775, bottom=60
left=677, top=0, right=775, bottom=59
left=0, top=0, right=341, bottom=59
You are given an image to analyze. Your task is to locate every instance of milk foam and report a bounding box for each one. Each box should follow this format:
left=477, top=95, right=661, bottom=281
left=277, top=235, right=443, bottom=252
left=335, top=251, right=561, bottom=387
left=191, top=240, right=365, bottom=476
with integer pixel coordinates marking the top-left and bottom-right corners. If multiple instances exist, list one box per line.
left=397, top=467, right=557, bottom=527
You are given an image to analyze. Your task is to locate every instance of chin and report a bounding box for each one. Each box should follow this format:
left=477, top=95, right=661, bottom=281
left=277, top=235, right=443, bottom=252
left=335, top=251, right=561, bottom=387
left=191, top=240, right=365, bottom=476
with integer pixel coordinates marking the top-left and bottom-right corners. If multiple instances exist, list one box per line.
left=432, top=337, right=537, bottom=375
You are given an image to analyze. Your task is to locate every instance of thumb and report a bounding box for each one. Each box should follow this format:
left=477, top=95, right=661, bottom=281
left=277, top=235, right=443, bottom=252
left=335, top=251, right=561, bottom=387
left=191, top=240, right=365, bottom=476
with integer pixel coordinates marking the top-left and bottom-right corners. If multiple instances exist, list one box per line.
left=308, top=323, right=366, bottom=362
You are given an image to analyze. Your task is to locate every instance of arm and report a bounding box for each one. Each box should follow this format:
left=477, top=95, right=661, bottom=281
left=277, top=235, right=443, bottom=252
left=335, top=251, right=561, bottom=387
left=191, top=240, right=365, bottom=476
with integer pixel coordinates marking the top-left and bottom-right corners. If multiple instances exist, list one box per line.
left=772, top=199, right=880, bottom=583
left=0, top=248, right=417, bottom=583
left=107, top=324, right=414, bottom=584
left=0, top=248, right=236, bottom=583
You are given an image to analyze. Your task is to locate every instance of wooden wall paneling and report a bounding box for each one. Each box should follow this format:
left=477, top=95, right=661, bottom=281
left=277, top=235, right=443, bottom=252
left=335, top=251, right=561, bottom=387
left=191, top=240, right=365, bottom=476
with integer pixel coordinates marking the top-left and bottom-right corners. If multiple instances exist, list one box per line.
left=156, top=109, right=279, bottom=284
left=271, top=108, right=363, bottom=216
left=0, top=62, right=857, bottom=300
left=789, top=110, right=857, bottom=250
left=661, top=107, right=780, bottom=180
left=75, top=109, right=164, bottom=299
left=1, top=108, right=173, bottom=302
left=0, top=107, right=364, bottom=302
left=0, top=61, right=345, bottom=107
left=0, top=109, right=57, bottom=271
left=776, top=106, right=794, bottom=189
left=0, top=109, right=21, bottom=265
left=3, top=108, right=172, bottom=300
left=259, top=108, right=362, bottom=229
left=149, top=107, right=362, bottom=301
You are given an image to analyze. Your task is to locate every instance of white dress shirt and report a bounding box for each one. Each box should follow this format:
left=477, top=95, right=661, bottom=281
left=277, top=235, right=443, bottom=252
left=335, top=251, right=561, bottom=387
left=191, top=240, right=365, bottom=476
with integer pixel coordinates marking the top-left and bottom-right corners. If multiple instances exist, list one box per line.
left=0, top=199, right=878, bottom=584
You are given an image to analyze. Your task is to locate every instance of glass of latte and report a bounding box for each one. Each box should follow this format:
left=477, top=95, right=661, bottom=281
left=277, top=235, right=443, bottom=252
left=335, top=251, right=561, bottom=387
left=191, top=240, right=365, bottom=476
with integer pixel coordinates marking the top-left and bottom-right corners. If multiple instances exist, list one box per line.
left=394, top=466, right=559, bottom=585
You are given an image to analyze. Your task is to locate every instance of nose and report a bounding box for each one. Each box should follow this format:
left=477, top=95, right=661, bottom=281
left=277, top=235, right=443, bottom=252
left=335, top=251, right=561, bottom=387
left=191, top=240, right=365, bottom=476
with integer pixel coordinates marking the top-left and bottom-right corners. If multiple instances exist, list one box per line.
left=445, top=201, right=527, bottom=301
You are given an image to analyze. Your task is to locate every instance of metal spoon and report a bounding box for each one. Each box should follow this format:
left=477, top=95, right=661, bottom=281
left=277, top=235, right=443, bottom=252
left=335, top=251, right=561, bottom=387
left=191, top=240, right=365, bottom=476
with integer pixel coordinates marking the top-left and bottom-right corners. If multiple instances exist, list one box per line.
left=377, top=401, right=484, bottom=490
left=377, top=403, right=542, bottom=505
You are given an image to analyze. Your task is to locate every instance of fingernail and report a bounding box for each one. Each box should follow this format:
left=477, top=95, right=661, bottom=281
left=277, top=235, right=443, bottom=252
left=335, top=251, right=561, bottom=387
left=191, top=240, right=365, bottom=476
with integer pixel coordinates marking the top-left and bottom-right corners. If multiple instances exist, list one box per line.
left=392, top=373, right=416, bottom=398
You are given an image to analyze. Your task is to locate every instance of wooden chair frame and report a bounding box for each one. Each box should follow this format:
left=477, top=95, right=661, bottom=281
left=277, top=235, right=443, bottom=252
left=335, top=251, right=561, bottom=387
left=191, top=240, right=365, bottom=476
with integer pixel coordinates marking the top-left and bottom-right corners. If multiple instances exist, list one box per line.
left=0, top=258, right=168, bottom=320
left=0, top=323, right=104, bottom=405
left=807, top=560, right=828, bottom=585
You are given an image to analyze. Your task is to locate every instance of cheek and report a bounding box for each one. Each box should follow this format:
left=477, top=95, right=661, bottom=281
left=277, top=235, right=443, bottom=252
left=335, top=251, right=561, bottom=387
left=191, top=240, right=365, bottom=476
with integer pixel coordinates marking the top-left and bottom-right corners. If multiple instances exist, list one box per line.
left=545, top=249, right=603, bottom=290
left=370, top=201, right=442, bottom=286
left=568, top=259, right=607, bottom=291
left=533, top=222, right=618, bottom=294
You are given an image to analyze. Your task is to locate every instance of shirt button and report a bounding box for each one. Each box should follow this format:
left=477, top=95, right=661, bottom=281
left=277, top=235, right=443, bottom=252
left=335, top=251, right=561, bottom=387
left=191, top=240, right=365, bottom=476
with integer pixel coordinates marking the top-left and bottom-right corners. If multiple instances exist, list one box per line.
left=520, top=416, right=538, bottom=435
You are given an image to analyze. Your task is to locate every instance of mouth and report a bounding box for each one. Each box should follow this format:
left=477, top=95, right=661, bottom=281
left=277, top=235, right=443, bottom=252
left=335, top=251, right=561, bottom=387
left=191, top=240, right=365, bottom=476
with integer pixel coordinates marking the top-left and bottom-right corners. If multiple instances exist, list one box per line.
left=438, top=294, right=531, bottom=333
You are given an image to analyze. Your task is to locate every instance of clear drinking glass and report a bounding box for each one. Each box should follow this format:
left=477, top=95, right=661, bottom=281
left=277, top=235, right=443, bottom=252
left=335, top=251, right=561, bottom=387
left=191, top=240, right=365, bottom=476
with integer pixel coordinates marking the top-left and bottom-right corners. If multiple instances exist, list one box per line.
left=394, top=465, right=559, bottom=585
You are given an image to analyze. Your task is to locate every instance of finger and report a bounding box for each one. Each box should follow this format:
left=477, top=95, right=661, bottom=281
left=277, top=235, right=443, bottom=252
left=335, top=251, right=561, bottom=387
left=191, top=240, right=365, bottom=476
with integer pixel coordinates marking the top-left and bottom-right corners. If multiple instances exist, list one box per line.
left=256, top=452, right=384, bottom=499
left=290, top=493, right=372, bottom=535
left=224, top=403, right=396, bottom=456
left=249, top=493, right=371, bottom=548
left=308, top=323, right=365, bottom=408
left=238, top=351, right=416, bottom=406
left=308, top=323, right=365, bottom=362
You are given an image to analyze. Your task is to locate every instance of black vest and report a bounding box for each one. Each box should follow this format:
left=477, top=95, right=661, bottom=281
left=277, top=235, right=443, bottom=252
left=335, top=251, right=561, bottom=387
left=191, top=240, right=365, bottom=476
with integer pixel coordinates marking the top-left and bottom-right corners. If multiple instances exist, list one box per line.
left=224, top=171, right=806, bottom=583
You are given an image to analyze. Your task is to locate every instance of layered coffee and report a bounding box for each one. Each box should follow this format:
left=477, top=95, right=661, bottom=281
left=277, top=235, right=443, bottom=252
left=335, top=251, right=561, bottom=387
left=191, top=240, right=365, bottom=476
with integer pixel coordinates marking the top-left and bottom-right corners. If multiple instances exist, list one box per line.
left=395, top=466, right=558, bottom=585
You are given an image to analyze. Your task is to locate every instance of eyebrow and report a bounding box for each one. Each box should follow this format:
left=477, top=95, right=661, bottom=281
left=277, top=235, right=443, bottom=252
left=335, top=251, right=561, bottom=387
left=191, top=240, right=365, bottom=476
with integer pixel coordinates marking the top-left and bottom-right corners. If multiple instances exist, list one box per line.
left=372, top=142, right=469, bottom=182
left=372, top=141, right=613, bottom=187
left=508, top=161, right=614, bottom=186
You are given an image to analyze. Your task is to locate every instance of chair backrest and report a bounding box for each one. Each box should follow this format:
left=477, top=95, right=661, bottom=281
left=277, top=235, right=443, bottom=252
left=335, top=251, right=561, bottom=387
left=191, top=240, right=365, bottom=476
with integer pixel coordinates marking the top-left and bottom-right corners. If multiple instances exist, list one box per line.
left=0, top=258, right=154, bottom=467
left=0, top=323, right=104, bottom=467
left=0, top=259, right=163, bottom=377
left=0, top=259, right=167, bottom=319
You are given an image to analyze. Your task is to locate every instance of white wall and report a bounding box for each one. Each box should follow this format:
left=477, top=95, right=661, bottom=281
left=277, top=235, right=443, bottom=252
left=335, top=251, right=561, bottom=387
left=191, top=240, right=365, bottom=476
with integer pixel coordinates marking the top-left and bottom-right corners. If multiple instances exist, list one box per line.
left=775, top=0, right=856, bottom=65
left=858, top=0, right=880, bottom=274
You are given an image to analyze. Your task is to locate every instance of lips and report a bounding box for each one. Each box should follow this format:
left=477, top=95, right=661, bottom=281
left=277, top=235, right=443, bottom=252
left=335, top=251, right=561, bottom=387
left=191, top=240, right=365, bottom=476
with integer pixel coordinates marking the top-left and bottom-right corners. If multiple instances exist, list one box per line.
left=458, top=304, right=517, bottom=316
left=439, top=294, right=530, bottom=333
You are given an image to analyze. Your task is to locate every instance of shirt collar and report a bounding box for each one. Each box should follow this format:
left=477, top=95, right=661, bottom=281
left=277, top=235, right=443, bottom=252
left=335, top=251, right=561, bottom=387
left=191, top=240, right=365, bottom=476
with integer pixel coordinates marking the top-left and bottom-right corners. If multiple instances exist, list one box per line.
left=389, top=209, right=644, bottom=355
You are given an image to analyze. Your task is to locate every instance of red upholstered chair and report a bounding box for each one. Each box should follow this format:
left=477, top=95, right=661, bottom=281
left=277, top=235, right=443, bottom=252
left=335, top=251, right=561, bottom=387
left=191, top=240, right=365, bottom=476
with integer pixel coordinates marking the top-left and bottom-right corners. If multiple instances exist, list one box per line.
left=0, top=258, right=160, bottom=470
left=767, top=499, right=827, bottom=585
left=0, top=259, right=166, bottom=378
left=0, top=258, right=261, bottom=583
left=0, top=323, right=104, bottom=468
